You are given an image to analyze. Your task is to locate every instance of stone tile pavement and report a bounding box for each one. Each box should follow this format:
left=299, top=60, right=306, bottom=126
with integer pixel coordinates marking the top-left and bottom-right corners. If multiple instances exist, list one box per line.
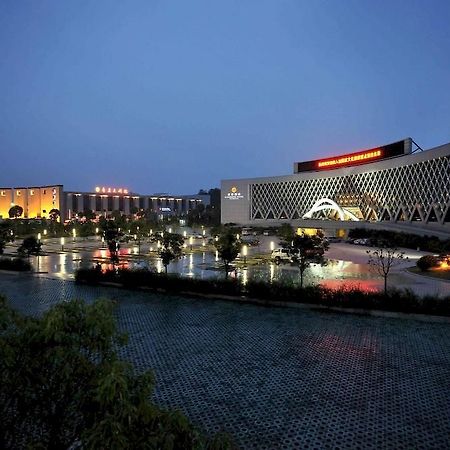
left=1, top=272, right=450, bottom=449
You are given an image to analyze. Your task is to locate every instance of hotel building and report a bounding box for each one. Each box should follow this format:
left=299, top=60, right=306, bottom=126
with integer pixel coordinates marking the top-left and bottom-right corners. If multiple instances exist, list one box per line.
left=221, top=139, right=450, bottom=236
left=0, top=185, right=206, bottom=221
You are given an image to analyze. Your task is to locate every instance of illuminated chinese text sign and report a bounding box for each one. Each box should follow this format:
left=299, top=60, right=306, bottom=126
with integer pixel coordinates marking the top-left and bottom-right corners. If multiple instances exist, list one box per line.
left=317, top=150, right=382, bottom=169
left=95, top=186, right=129, bottom=194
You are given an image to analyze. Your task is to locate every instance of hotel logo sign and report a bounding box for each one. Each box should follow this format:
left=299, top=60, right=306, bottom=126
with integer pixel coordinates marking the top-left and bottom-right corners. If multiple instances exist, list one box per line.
left=225, top=186, right=244, bottom=200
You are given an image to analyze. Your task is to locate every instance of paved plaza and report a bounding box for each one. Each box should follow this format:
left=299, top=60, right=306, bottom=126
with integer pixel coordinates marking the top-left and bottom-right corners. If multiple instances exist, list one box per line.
left=1, top=272, right=450, bottom=449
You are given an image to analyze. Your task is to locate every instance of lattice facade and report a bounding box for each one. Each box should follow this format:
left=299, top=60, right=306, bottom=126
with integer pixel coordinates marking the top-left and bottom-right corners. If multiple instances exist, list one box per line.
left=250, top=155, right=450, bottom=225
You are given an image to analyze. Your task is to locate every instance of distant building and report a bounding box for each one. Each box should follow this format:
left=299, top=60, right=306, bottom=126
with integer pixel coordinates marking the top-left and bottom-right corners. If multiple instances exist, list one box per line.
left=0, top=185, right=207, bottom=221
left=0, top=185, right=63, bottom=220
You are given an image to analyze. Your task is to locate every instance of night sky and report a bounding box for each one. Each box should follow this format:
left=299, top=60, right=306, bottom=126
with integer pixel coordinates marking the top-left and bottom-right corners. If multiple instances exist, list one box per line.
left=1, top=0, right=449, bottom=195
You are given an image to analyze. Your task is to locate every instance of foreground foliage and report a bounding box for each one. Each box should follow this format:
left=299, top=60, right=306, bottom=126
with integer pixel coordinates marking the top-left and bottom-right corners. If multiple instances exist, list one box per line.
left=0, top=296, right=233, bottom=449
left=75, top=268, right=450, bottom=316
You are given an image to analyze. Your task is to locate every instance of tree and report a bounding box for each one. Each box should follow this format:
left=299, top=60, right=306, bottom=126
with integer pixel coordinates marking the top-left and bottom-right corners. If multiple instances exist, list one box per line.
left=83, top=209, right=96, bottom=221
left=48, top=208, right=60, bottom=222
left=0, top=224, right=14, bottom=255
left=8, top=205, right=23, bottom=219
left=0, top=297, right=233, bottom=449
left=288, top=233, right=328, bottom=288
left=416, top=255, right=440, bottom=272
left=215, top=231, right=241, bottom=279
left=277, top=223, right=295, bottom=245
left=17, top=236, right=42, bottom=257
left=367, top=245, right=406, bottom=295
left=101, top=221, right=120, bottom=265
left=159, top=233, right=184, bottom=274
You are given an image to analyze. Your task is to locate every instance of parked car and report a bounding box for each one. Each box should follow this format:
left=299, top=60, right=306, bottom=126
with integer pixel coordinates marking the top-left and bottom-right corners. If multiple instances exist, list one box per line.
left=271, top=248, right=293, bottom=264
left=354, top=238, right=371, bottom=246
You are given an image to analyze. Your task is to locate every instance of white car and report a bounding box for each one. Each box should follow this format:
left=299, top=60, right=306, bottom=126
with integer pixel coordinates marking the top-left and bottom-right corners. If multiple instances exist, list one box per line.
left=270, top=248, right=293, bottom=263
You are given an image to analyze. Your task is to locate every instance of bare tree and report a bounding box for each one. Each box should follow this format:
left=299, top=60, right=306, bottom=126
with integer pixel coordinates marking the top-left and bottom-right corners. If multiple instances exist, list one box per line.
left=367, top=245, right=406, bottom=295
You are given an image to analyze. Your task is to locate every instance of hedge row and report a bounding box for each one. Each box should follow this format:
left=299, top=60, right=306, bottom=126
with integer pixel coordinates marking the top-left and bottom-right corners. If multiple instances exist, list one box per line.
left=348, top=228, right=450, bottom=253
left=0, top=257, right=32, bottom=272
left=75, top=268, right=450, bottom=317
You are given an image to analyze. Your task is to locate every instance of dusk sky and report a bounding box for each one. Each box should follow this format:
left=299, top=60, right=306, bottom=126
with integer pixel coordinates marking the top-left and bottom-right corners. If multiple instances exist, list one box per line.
left=1, top=0, right=449, bottom=195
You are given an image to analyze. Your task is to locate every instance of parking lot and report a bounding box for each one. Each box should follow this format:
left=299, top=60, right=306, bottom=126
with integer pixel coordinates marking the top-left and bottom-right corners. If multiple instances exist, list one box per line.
left=1, top=272, right=449, bottom=449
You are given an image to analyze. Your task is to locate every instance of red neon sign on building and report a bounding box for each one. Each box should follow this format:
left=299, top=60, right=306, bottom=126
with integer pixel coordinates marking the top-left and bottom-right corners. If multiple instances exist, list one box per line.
left=316, top=149, right=382, bottom=169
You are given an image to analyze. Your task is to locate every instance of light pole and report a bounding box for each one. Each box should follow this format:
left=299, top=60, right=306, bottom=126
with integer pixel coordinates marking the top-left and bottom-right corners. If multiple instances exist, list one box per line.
left=242, top=244, right=248, bottom=265
left=136, top=226, right=141, bottom=254
left=37, top=233, right=41, bottom=272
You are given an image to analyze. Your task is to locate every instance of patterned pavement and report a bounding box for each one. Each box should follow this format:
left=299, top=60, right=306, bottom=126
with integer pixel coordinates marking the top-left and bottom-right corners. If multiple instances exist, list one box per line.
left=1, top=272, right=450, bottom=449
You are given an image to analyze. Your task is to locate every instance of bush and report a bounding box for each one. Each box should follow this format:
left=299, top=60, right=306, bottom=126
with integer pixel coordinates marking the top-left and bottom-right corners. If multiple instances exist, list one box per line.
left=74, top=268, right=450, bottom=316
left=0, top=296, right=233, bottom=449
left=0, top=257, right=32, bottom=272
left=416, top=255, right=440, bottom=272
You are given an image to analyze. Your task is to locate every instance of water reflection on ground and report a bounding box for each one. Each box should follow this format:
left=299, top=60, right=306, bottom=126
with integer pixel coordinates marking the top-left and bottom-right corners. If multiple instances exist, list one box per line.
left=22, top=239, right=450, bottom=296
left=31, top=248, right=384, bottom=289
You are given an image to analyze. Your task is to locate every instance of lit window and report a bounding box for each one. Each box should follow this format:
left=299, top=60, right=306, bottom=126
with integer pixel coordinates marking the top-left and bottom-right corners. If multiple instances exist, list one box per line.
left=0, top=191, right=4, bottom=196
left=16, top=191, right=21, bottom=196
left=30, top=189, right=34, bottom=196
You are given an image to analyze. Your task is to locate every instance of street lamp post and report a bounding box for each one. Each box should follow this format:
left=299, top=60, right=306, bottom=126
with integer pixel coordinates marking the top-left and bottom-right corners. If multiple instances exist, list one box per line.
left=37, top=233, right=41, bottom=272
left=136, top=226, right=141, bottom=254
left=242, top=244, right=248, bottom=265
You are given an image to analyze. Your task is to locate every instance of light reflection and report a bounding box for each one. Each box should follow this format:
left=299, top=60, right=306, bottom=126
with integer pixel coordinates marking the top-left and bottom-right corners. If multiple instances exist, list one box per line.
left=270, top=263, right=275, bottom=283
left=215, top=250, right=219, bottom=262
left=242, top=268, right=248, bottom=286
left=59, top=253, right=67, bottom=275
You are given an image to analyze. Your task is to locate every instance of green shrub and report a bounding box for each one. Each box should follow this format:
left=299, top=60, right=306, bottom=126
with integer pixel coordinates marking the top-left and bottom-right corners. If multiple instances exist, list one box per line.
left=0, top=257, right=32, bottom=272
left=0, top=297, right=233, bottom=449
left=416, top=255, right=440, bottom=272
left=74, top=268, right=450, bottom=316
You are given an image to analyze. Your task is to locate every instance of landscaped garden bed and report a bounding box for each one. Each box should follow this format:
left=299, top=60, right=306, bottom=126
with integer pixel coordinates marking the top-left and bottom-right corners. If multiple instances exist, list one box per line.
left=75, top=267, right=450, bottom=317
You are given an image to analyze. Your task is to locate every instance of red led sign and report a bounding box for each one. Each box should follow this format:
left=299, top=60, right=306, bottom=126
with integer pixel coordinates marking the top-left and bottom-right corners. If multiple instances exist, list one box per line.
left=316, top=149, right=382, bottom=169
left=294, top=140, right=408, bottom=173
